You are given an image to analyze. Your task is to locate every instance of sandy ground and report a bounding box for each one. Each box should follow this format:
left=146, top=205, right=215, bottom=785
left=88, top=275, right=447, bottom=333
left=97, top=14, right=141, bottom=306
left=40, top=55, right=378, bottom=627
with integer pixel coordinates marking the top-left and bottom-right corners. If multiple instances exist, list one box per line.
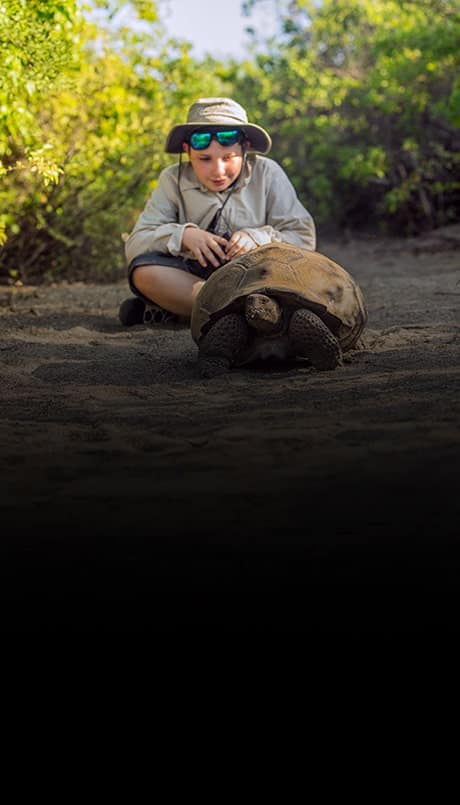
left=1, top=226, right=459, bottom=633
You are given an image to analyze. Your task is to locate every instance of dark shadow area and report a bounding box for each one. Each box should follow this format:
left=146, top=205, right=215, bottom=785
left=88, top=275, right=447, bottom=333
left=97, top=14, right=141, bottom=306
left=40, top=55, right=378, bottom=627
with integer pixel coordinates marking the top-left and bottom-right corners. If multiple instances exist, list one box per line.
left=1, top=441, right=458, bottom=635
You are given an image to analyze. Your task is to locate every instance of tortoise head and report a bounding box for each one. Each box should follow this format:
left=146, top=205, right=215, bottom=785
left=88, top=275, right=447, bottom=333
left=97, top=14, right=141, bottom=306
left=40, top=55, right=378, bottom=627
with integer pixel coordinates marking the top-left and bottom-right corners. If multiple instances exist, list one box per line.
left=244, top=293, right=283, bottom=334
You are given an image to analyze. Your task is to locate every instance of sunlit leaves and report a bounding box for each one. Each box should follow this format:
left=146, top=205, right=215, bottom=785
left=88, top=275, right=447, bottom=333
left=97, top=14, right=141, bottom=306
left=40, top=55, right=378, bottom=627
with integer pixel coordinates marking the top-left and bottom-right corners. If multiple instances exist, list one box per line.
left=0, top=0, right=227, bottom=281
left=0, top=0, right=82, bottom=179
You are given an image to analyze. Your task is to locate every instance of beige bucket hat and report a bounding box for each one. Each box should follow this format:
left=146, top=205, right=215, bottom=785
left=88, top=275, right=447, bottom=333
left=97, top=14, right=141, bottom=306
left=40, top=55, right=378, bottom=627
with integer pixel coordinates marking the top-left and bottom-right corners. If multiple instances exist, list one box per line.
left=165, top=97, right=272, bottom=154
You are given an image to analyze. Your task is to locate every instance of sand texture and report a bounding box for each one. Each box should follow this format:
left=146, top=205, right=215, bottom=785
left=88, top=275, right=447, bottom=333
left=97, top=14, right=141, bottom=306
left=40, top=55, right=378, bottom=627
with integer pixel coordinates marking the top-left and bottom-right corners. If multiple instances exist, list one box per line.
left=1, top=227, right=459, bottom=632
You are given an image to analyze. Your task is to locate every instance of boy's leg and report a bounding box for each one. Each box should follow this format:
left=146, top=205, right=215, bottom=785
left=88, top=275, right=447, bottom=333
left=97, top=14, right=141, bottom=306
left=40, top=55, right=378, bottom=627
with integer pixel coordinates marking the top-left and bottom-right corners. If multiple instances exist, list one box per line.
left=132, top=264, right=205, bottom=318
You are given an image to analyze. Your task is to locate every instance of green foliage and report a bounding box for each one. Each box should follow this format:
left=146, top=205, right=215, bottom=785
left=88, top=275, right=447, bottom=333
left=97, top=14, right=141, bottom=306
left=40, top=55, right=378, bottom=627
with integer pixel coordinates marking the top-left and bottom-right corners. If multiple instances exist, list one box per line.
left=0, top=0, right=227, bottom=282
left=0, top=0, right=82, bottom=245
left=230, top=0, right=460, bottom=234
left=1, top=0, right=459, bottom=284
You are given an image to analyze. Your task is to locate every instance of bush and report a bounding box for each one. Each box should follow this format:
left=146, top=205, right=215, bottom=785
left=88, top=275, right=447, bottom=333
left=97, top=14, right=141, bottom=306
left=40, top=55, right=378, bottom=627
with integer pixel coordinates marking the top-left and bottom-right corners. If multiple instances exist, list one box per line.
left=0, top=0, right=227, bottom=283
left=231, top=0, right=460, bottom=234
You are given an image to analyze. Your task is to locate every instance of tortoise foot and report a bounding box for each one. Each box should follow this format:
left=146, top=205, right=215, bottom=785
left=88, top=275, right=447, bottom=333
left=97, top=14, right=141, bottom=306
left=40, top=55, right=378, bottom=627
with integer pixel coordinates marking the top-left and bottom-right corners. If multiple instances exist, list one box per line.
left=197, top=313, right=249, bottom=377
left=289, top=308, right=342, bottom=370
left=198, top=356, right=231, bottom=378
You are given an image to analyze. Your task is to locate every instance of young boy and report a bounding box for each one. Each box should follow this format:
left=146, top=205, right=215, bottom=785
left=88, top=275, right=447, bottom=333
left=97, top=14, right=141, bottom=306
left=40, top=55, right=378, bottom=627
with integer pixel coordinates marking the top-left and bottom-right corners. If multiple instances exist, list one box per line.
left=119, top=97, right=316, bottom=325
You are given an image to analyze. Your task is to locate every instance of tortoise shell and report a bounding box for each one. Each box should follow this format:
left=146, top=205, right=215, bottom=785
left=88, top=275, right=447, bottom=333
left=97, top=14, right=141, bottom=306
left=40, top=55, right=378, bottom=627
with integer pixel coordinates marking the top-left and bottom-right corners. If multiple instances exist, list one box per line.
left=191, top=242, right=367, bottom=351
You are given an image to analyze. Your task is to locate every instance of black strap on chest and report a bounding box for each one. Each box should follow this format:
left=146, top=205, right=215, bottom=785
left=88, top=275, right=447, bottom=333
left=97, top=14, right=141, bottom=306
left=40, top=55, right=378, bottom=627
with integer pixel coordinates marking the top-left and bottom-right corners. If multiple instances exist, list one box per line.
left=178, top=150, right=247, bottom=238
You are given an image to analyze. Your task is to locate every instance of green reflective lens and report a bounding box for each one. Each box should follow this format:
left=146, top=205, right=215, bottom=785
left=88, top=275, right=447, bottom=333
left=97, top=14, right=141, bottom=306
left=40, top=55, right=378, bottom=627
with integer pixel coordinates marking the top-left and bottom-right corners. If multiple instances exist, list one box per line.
left=215, top=130, right=240, bottom=146
left=189, top=131, right=212, bottom=149
left=189, top=129, right=241, bottom=150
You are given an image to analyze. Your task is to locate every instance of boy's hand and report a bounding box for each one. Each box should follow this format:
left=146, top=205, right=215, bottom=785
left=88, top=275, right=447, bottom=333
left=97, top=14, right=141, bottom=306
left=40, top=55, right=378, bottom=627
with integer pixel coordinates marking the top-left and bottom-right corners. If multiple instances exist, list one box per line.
left=224, top=231, right=257, bottom=261
left=182, top=227, right=229, bottom=268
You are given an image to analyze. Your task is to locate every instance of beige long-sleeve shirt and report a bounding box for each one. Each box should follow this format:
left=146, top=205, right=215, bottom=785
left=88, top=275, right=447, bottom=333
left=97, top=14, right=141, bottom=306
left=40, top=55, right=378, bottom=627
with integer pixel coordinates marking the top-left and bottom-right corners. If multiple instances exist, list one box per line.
left=125, top=155, right=316, bottom=265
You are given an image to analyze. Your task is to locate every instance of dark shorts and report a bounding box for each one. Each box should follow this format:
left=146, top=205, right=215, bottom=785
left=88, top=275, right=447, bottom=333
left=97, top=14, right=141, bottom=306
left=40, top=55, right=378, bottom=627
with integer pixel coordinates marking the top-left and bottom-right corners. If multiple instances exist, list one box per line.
left=128, top=252, right=216, bottom=302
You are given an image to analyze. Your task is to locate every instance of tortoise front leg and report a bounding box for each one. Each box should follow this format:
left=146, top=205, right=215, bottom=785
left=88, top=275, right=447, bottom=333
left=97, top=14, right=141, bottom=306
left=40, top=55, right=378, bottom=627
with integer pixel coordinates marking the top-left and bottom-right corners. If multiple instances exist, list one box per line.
left=198, top=313, right=249, bottom=378
left=288, top=308, right=342, bottom=370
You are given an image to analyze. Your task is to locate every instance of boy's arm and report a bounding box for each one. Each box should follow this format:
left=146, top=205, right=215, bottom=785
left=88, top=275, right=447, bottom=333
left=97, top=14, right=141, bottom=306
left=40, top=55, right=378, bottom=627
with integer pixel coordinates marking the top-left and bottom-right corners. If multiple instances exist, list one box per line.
left=124, top=169, right=198, bottom=265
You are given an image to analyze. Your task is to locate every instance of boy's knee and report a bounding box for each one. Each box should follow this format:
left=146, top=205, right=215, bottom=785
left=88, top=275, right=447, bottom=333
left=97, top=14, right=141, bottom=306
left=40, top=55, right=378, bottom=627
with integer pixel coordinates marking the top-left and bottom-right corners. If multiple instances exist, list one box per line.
left=131, top=263, right=162, bottom=295
left=131, top=263, right=157, bottom=283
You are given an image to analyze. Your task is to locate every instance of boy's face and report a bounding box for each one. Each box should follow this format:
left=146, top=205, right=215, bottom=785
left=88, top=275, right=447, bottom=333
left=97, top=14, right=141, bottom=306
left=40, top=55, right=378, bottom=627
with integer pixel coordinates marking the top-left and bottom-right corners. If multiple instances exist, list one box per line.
left=183, top=140, right=244, bottom=193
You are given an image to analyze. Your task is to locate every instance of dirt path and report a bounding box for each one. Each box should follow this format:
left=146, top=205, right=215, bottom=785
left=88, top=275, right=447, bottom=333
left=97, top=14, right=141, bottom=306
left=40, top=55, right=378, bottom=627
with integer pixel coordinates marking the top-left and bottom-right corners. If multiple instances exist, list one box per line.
left=1, top=227, right=459, bottom=632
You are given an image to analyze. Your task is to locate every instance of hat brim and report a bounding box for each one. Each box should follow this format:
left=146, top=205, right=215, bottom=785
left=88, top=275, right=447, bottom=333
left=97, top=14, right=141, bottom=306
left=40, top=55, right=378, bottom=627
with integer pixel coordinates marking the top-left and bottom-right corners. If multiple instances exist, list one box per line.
left=165, top=123, right=272, bottom=154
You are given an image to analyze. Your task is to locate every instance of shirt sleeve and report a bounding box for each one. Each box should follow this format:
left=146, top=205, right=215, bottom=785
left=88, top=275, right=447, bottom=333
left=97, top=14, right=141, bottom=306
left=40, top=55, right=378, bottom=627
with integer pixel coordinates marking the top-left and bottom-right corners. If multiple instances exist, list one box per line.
left=242, top=160, right=316, bottom=251
left=124, top=168, right=197, bottom=265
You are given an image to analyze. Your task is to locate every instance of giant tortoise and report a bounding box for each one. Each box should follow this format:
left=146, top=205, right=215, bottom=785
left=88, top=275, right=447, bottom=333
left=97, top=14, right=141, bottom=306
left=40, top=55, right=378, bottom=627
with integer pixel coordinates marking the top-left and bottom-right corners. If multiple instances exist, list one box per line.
left=191, top=242, right=367, bottom=377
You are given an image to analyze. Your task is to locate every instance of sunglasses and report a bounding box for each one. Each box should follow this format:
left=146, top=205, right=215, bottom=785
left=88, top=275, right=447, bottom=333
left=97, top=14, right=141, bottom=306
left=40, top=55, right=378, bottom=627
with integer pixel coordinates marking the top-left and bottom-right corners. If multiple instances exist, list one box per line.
left=188, top=129, right=242, bottom=150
